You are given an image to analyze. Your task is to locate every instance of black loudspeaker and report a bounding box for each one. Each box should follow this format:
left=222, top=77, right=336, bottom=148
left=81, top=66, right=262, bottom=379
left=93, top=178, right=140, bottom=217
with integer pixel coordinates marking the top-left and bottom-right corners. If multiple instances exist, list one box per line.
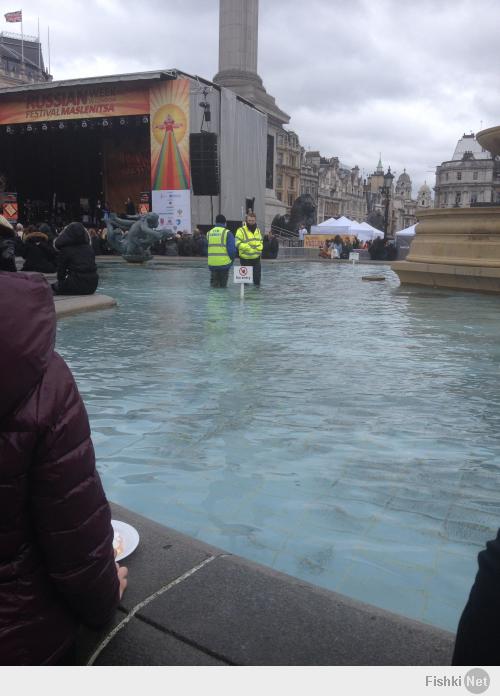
left=190, top=132, right=220, bottom=196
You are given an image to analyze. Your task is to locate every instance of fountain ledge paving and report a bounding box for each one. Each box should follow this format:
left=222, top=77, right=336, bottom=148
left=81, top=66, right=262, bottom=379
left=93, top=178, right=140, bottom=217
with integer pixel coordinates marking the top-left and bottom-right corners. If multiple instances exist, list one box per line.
left=75, top=503, right=455, bottom=666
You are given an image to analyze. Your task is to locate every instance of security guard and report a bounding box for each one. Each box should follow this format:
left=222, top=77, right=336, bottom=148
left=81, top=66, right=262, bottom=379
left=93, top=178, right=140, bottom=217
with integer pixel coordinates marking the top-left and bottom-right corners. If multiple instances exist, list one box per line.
left=235, top=211, right=263, bottom=286
left=207, top=214, right=236, bottom=288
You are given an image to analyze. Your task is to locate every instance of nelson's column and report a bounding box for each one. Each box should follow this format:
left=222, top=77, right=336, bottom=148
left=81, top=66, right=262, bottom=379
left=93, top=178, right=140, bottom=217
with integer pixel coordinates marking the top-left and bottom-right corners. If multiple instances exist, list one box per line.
left=213, top=0, right=289, bottom=229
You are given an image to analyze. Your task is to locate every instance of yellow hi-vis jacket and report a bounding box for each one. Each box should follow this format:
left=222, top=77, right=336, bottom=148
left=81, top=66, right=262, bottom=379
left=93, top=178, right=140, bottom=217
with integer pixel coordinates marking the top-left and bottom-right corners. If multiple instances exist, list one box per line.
left=207, top=226, right=232, bottom=267
left=235, top=224, right=263, bottom=260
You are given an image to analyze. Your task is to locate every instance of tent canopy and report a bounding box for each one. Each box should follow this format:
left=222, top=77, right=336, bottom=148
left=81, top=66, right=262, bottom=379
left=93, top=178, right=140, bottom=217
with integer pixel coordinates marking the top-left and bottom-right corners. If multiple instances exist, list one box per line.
left=309, top=215, right=384, bottom=240
left=395, top=223, right=417, bottom=237
left=350, top=221, right=384, bottom=241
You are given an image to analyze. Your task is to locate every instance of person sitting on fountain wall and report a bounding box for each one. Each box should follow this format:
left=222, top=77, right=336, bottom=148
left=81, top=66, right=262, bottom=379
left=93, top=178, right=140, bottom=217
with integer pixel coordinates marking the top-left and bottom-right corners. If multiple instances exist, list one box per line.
left=452, top=528, right=500, bottom=665
left=0, top=271, right=127, bottom=664
left=21, top=226, right=57, bottom=273
left=333, top=235, right=343, bottom=259
left=52, top=222, right=99, bottom=295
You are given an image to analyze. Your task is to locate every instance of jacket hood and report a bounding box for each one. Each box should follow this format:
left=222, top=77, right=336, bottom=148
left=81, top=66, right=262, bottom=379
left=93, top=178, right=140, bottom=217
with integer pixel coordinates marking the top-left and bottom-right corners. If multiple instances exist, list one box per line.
left=25, top=231, right=49, bottom=243
left=0, top=272, right=55, bottom=421
left=55, top=222, right=90, bottom=249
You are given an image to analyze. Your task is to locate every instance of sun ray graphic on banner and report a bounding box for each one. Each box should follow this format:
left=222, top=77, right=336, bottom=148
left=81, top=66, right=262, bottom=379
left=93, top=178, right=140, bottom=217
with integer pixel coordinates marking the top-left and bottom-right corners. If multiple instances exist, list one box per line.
left=150, top=80, right=190, bottom=190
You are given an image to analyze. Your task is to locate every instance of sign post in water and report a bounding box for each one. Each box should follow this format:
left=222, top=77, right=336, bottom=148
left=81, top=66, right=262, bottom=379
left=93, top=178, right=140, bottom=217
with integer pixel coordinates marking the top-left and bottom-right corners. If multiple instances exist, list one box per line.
left=234, top=265, right=253, bottom=299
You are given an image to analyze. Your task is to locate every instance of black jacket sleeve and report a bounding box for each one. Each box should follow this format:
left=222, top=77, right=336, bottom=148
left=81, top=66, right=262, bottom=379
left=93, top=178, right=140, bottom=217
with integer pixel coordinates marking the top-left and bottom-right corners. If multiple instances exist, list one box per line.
left=452, top=529, right=500, bottom=665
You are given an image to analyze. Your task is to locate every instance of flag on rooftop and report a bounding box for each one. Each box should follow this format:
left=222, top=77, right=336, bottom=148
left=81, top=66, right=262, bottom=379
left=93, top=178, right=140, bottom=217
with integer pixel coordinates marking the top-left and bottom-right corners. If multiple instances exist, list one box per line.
left=4, top=10, right=22, bottom=23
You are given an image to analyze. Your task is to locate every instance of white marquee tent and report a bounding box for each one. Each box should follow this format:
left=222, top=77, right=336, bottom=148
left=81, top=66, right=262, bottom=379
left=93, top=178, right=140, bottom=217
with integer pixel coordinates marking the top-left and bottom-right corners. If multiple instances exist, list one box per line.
left=349, top=221, right=384, bottom=242
left=395, top=223, right=417, bottom=237
left=310, top=216, right=384, bottom=241
left=310, top=216, right=354, bottom=234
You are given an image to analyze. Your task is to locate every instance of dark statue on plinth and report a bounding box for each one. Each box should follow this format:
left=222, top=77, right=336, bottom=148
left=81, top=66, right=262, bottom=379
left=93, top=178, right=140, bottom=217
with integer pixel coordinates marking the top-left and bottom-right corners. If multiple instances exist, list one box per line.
left=271, top=194, right=317, bottom=235
left=106, top=212, right=173, bottom=263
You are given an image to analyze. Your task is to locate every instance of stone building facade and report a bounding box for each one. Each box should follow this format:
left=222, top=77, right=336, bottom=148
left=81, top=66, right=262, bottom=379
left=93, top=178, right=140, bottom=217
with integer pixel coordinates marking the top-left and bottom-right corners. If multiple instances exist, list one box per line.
left=0, top=32, right=51, bottom=87
left=434, top=133, right=500, bottom=208
left=416, top=182, right=432, bottom=209
left=276, top=129, right=301, bottom=212
left=299, top=148, right=319, bottom=205
left=301, top=151, right=366, bottom=223
left=392, top=170, right=417, bottom=232
left=365, top=160, right=420, bottom=234
left=365, top=158, right=393, bottom=233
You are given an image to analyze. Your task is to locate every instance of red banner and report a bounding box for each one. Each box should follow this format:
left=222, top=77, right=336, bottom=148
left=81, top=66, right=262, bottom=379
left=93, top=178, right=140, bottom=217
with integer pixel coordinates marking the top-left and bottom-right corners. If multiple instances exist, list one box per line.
left=1, top=192, right=18, bottom=222
left=0, top=83, right=150, bottom=125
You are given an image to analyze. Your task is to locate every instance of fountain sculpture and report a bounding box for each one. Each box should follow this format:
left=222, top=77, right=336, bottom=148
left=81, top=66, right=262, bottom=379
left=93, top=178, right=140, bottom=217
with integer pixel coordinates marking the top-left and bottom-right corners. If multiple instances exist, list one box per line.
left=392, top=127, right=500, bottom=293
left=106, top=212, right=174, bottom=263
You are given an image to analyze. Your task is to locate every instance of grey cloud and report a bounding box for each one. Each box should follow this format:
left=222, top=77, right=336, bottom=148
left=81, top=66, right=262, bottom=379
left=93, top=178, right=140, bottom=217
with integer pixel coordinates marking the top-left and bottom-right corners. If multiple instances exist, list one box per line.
left=25, top=0, right=500, bottom=196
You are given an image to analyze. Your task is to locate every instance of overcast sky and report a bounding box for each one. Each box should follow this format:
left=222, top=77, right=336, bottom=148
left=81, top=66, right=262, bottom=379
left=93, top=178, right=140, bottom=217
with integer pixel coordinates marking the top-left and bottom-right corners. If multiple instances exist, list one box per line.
left=12, top=0, right=500, bottom=194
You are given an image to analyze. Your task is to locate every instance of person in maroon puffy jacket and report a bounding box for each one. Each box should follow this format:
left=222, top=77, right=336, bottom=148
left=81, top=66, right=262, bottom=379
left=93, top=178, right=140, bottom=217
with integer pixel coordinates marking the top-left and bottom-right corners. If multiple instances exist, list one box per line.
left=0, top=271, right=127, bottom=665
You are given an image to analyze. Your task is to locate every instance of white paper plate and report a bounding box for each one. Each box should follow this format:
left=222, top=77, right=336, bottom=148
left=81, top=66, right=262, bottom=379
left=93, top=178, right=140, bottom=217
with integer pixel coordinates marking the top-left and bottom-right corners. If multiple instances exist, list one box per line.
left=111, top=519, right=140, bottom=562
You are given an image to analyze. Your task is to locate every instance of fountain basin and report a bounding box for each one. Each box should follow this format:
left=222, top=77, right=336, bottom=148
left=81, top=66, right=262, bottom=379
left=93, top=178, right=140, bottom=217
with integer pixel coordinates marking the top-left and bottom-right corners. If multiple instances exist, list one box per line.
left=392, top=207, right=500, bottom=293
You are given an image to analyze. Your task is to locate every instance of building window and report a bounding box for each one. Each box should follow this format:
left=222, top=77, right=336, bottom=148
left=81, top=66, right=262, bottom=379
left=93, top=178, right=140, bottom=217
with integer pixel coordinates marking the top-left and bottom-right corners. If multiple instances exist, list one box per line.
left=445, top=173, right=449, bottom=181
left=471, top=194, right=477, bottom=204
left=289, top=176, right=295, bottom=190
left=288, top=193, right=294, bottom=207
left=457, top=172, right=462, bottom=180
left=276, top=192, right=282, bottom=201
left=455, top=192, right=461, bottom=205
left=277, top=175, right=283, bottom=188
left=473, top=171, right=478, bottom=180
left=277, top=152, right=283, bottom=165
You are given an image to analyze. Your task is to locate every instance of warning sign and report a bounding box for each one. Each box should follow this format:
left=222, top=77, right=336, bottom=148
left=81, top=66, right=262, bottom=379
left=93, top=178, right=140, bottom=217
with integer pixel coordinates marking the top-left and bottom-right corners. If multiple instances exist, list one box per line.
left=234, top=265, right=253, bottom=284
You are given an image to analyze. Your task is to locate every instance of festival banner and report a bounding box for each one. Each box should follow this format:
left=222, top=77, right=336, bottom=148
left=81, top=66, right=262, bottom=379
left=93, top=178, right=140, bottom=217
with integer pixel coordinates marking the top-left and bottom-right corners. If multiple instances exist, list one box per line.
left=149, top=78, right=191, bottom=232
left=152, top=189, right=191, bottom=234
left=0, top=83, right=150, bottom=125
left=304, top=233, right=354, bottom=248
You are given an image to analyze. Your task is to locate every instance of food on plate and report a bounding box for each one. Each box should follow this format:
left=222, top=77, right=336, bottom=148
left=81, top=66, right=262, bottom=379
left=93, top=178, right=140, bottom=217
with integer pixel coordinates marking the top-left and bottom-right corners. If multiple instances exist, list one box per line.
left=113, top=530, right=124, bottom=558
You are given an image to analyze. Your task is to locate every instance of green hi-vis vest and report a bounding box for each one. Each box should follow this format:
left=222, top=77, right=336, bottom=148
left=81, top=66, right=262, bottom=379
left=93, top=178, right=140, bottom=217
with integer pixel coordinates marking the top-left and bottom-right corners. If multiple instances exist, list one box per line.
left=207, top=226, right=231, bottom=267
left=235, top=225, right=263, bottom=260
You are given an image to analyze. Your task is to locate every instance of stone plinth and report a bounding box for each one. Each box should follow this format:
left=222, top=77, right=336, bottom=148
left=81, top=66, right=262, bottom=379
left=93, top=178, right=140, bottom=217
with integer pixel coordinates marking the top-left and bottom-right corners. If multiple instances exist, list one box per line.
left=392, top=207, right=500, bottom=293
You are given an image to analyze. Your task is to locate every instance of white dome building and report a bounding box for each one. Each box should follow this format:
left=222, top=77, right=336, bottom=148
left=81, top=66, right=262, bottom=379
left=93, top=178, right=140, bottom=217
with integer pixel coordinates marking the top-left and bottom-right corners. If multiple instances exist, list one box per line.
left=417, top=182, right=432, bottom=208
left=395, top=169, right=412, bottom=200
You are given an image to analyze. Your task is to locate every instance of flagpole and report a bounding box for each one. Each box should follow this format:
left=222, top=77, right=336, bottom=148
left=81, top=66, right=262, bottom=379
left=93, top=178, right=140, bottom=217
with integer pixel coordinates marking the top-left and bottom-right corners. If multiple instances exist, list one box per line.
left=47, top=25, right=50, bottom=75
left=37, top=16, right=40, bottom=69
left=21, top=11, right=24, bottom=64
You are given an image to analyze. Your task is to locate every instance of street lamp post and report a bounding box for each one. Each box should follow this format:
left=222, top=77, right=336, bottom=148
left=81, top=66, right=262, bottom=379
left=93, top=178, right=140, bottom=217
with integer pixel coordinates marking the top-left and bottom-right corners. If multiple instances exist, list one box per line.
left=382, top=167, right=394, bottom=239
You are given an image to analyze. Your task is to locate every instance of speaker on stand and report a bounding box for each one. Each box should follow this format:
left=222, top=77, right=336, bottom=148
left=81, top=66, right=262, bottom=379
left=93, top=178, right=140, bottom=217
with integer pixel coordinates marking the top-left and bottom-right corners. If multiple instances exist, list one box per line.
left=189, top=132, right=220, bottom=197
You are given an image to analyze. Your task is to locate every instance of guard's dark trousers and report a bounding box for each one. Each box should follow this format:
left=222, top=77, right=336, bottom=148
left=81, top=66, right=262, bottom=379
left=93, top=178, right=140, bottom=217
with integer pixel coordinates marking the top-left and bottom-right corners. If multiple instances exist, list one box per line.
left=210, top=267, right=230, bottom=288
left=239, top=258, right=261, bottom=286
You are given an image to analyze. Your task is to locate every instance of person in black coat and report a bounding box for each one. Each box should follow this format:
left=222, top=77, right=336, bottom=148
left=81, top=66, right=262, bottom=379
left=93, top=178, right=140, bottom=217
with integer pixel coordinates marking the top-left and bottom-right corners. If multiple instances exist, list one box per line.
left=0, top=215, right=17, bottom=272
left=452, top=529, right=500, bottom=665
left=22, top=229, right=57, bottom=273
left=52, top=222, right=98, bottom=295
left=262, top=230, right=279, bottom=259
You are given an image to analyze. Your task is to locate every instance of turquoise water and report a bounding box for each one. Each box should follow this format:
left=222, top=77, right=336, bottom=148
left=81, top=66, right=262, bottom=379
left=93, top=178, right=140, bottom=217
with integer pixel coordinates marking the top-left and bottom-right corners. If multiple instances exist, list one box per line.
left=56, top=262, right=500, bottom=631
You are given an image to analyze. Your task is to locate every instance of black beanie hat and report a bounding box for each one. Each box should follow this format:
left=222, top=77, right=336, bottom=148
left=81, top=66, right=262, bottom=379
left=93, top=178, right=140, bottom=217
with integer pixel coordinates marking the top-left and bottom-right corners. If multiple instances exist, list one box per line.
left=215, top=214, right=226, bottom=225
